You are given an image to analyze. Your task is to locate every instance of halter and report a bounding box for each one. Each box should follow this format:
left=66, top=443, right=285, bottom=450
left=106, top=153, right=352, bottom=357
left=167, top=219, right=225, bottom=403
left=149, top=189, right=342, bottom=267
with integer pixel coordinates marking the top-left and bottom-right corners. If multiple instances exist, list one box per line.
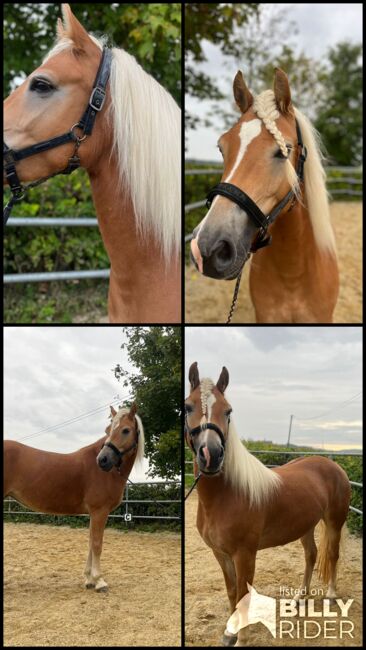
left=100, top=422, right=140, bottom=473
left=185, top=413, right=228, bottom=451
left=206, top=118, right=307, bottom=323
left=206, top=118, right=307, bottom=253
left=3, top=47, right=112, bottom=225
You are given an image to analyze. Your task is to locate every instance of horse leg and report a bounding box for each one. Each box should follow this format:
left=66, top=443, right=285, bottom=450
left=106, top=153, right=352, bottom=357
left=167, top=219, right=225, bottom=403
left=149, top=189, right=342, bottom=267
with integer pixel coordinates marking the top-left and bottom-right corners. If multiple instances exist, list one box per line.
left=231, top=549, right=257, bottom=647
left=84, top=544, right=94, bottom=589
left=211, top=550, right=238, bottom=647
left=294, top=527, right=317, bottom=601
left=89, top=509, right=109, bottom=592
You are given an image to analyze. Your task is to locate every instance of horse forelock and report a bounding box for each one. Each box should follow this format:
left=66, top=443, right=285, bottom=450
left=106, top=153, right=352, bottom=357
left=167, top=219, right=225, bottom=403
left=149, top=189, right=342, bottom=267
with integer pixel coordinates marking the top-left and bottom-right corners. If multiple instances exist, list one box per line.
left=199, top=378, right=215, bottom=424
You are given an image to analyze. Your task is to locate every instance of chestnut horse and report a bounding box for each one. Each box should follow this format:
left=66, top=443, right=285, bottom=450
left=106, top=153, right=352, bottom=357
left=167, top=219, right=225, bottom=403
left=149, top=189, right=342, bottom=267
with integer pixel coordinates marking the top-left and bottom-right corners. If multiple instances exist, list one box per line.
left=4, top=4, right=181, bottom=323
left=185, top=363, right=351, bottom=645
left=4, top=404, right=144, bottom=592
left=190, top=69, right=338, bottom=323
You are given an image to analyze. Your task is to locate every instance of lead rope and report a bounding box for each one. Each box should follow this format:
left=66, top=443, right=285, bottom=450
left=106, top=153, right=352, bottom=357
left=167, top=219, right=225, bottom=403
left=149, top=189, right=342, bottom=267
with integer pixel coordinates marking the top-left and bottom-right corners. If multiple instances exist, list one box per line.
left=226, top=270, right=243, bottom=324
left=184, top=472, right=201, bottom=501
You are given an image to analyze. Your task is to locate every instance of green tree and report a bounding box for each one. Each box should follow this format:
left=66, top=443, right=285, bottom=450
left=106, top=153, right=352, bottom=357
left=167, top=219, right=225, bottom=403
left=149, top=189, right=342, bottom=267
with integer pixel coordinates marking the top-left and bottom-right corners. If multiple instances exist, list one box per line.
left=185, top=3, right=259, bottom=129
left=113, top=327, right=181, bottom=479
left=4, top=3, right=181, bottom=103
left=314, top=42, right=362, bottom=165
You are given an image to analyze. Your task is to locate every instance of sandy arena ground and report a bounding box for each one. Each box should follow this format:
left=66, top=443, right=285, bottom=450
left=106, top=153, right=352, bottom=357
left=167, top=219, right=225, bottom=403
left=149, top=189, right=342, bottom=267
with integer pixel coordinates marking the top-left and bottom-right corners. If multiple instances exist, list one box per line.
left=4, top=523, right=181, bottom=647
left=185, top=493, right=362, bottom=647
left=185, top=202, right=362, bottom=324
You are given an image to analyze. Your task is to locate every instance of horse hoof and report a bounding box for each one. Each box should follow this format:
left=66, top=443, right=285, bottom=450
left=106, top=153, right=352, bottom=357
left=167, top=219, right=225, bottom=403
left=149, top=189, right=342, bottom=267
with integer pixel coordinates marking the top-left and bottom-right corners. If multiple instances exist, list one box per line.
left=222, top=632, right=238, bottom=646
left=96, top=585, right=108, bottom=593
left=85, top=583, right=95, bottom=590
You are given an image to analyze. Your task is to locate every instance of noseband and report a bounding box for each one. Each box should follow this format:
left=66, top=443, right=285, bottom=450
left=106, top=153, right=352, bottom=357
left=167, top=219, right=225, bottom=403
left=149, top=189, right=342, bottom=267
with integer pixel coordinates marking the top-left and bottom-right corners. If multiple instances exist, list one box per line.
left=206, top=118, right=307, bottom=253
left=185, top=416, right=227, bottom=451
left=101, top=426, right=140, bottom=473
left=3, top=47, right=112, bottom=225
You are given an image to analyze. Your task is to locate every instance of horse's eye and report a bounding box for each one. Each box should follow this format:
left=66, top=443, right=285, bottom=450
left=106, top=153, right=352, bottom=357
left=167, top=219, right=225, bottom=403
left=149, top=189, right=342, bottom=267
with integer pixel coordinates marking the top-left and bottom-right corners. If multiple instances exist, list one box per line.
left=122, top=428, right=130, bottom=435
left=225, top=409, right=232, bottom=417
left=185, top=404, right=193, bottom=414
left=30, top=78, right=54, bottom=94
left=274, top=145, right=292, bottom=159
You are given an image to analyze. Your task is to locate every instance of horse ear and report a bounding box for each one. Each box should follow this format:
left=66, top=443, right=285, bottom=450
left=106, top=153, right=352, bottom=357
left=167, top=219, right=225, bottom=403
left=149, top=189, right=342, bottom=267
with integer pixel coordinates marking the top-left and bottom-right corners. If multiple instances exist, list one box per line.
left=110, top=405, right=117, bottom=417
left=129, top=402, right=137, bottom=418
left=189, top=362, right=200, bottom=391
left=233, top=71, right=253, bottom=114
left=216, top=367, right=229, bottom=394
left=273, top=68, right=292, bottom=114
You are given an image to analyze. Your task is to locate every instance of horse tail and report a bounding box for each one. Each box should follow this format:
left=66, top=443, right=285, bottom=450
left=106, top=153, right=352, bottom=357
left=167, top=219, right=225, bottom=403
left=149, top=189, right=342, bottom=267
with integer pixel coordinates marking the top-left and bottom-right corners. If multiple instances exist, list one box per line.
left=316, top=519, right=346, bottom=584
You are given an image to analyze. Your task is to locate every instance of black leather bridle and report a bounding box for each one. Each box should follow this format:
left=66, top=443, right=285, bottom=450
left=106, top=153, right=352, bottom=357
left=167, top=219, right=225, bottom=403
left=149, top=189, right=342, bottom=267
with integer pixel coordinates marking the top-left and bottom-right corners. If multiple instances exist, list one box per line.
left=3, top=47, right=112, bottom=225
left=101, top=424, right=140, bottom=473
left=206, top=118, right=307, bottom=253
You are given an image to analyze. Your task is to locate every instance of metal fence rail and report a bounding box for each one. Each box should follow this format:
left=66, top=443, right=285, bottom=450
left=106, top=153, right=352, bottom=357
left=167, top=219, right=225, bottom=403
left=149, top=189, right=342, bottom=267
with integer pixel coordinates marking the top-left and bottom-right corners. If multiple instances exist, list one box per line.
left=185, top=450, right=363, bottom=515
left=4, top=216, right=109, bottom=284
left=185, top=165, right=363, bottom=214
left=4, top=269, right=110, bottom=284
left=4, top=480, right=181, bottom=523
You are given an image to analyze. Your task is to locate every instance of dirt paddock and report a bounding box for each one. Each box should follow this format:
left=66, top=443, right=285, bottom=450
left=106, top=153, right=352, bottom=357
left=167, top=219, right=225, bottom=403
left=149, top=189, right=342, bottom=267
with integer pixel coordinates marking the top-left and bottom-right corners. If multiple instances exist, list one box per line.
left=4, top=522, right=181, bottom=647
left=185, top=202, right=362, bottom=323
left=185, top=493, right=362, bottom=647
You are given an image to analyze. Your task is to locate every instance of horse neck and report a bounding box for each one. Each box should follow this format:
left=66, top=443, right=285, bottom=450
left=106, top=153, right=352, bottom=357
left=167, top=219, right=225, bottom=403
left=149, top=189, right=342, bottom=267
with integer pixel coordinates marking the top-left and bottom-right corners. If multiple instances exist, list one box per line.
left=88, top=155, right=181, bottom=323
left=194, top=460, right=228, bottom=509
left=262, top=202, right=315, bottom=276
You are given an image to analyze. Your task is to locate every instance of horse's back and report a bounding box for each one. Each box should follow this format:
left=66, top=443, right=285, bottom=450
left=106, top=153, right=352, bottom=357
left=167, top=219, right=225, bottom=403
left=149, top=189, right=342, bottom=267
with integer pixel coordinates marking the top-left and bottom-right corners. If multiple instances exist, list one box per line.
left=275, top=455, right=351, bottom=514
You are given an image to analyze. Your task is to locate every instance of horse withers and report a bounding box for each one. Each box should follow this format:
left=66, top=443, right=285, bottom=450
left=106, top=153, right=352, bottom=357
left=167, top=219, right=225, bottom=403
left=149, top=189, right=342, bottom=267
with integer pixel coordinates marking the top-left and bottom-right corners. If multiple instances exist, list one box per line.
left=4, top=403, right=144, bottom=592
left=185, top=362, right=351, bottom=645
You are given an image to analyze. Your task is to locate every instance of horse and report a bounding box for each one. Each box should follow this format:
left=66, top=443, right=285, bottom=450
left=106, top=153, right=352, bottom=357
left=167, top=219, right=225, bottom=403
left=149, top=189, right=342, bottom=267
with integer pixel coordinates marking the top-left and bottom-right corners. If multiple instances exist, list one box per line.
left=3, top=3, right=181, bottom=323
left=190, top=68, right=339, bottom=323
left=4, top=403, right=144, bottom=592
left=185, top=362, right=351, bottom=646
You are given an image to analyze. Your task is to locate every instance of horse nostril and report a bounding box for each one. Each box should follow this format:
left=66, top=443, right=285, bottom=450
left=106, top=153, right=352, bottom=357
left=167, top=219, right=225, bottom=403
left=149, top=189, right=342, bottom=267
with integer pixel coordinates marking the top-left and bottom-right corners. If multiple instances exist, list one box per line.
left=219, top=446, right=224, bottom=459
left=199, top=446, right=205, bottom=459
left=212, top=239, right=235, bottom=270
left=101, top=455, right=107, bottom=465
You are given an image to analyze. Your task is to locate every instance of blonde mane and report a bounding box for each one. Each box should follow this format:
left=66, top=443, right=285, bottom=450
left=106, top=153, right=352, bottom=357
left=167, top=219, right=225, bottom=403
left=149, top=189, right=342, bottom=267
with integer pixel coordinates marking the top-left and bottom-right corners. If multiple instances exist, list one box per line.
left=252, top=89, right=337, bottom=255
left=45, top=35, right=180, bottom=262
left=223, top=418, right=281, bottom=506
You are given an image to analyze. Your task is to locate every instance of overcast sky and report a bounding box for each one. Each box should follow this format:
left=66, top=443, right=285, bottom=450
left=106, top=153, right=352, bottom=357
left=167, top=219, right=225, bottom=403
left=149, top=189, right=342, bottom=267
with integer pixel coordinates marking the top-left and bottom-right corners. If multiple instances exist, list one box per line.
left=186, top=3, right=363, bottom=160
left=4, top=327, right=156, bottom=482
left=185, top=327, right=362, bottom=451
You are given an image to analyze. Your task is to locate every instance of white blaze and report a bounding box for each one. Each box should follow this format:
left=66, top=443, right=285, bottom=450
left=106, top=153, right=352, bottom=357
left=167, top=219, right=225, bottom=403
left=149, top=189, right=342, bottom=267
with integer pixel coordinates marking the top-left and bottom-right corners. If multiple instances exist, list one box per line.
left=224, top=119, right=262, bottom=182
left=195, top=118, right=262, bottom=244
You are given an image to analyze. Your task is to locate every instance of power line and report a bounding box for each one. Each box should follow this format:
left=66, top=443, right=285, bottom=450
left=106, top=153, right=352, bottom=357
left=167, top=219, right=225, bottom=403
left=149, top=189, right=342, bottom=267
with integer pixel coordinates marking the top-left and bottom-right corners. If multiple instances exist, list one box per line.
left=16, top=394, right=132, bottom=442
left=294, top=390, right=362, bottom=422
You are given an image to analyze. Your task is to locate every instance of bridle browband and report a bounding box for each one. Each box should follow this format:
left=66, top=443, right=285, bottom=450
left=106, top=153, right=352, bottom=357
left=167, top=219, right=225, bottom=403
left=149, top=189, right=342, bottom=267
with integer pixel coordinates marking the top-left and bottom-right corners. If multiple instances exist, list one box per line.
left=101, top=424, right=140, bottom=473
left=3, top=47, right=112, bottom=225
left=205, top=117, right=307, bottom=323
left=206, top=118, right=307, bottom=253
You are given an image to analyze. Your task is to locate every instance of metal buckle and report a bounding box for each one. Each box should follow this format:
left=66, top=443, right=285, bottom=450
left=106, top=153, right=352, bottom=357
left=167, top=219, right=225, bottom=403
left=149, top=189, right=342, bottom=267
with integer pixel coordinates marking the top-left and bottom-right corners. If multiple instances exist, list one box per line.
left=89, top=86, right=106, bottom=112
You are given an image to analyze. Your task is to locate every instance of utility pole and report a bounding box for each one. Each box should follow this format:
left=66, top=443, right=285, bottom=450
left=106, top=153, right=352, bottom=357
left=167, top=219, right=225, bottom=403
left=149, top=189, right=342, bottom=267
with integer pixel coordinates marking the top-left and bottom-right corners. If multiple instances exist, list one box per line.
left=286, top=414, right=294, bottom=447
